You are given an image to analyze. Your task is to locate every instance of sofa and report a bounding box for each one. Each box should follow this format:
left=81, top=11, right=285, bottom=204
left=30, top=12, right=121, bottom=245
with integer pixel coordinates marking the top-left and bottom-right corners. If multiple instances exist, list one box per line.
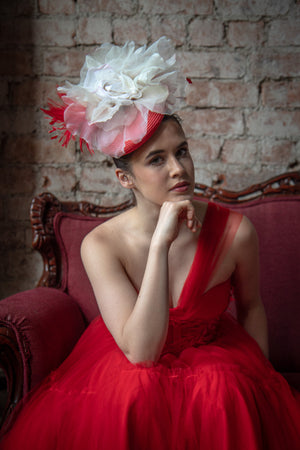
left=0, top=171, right=299, bottom=433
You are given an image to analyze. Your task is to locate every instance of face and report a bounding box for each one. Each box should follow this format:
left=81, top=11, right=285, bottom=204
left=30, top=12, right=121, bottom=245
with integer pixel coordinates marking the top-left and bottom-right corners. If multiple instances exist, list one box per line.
left=123, top=119, right=195, bottom=207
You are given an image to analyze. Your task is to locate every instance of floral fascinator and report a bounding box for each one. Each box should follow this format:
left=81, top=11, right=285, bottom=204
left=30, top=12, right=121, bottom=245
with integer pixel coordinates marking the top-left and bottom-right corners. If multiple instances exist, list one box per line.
left=42, top=37, right=187, bottom=158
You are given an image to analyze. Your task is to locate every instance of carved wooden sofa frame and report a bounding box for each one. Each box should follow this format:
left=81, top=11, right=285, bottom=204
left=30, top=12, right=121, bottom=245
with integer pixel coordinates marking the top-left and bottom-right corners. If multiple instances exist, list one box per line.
left=0, top=171, right=299, bottom=432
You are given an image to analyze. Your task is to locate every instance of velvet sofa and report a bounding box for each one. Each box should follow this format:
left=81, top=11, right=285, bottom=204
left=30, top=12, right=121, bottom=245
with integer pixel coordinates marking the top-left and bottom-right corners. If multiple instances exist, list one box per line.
left=0, top=171, right=299, bottom=433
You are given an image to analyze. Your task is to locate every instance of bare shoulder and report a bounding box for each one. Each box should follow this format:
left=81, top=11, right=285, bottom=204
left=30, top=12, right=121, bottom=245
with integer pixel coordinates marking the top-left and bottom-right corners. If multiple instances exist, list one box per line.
left=231, top=213, right=259, bottom=262
left=234, top=214, right=258, bottom=245
left=81, top=208, right=134, bottom=265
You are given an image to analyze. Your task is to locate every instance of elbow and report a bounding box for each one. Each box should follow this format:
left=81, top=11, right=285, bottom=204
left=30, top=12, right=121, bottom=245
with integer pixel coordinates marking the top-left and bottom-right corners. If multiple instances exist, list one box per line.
left=120, top=328, right=165, bottom=367
left=124, top=347, right=161, bottom=367
left=125, top=352, right=159, bottom=367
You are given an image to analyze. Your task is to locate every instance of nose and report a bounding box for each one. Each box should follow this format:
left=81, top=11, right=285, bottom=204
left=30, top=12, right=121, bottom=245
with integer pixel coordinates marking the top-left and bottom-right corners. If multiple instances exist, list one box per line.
left=168, top=156, right=185, bottom=177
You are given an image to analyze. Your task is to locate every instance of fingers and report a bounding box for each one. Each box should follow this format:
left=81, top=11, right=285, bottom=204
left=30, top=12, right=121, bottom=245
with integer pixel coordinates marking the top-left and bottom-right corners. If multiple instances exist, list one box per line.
left=173, top=200, right=201, bottom=233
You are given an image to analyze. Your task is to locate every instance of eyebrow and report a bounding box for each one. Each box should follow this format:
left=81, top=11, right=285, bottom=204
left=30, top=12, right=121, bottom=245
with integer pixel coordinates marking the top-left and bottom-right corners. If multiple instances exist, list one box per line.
left=145, top=141, right=188, bottom=160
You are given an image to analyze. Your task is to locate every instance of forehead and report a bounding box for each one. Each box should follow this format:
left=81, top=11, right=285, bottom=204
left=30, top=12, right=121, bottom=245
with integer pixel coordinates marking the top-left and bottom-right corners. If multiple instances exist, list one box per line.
left=131, top=119, right=186, bottom=161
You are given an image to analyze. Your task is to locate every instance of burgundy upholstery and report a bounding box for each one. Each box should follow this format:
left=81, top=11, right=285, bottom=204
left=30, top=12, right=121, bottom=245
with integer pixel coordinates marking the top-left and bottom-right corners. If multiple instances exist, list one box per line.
left=0, top=288, right=85, bottom=394
left=230, top=197, right=300, bottom=374
left=53, top=196, right=300, bottom=377
left=54, top=213, right=106, bottom=323
left=0, top=183, right=299, bottom=431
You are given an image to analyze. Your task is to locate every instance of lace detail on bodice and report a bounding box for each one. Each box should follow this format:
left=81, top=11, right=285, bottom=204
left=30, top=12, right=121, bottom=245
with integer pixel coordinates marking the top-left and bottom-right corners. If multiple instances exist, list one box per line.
left=161, top=315, right=221, bottom=357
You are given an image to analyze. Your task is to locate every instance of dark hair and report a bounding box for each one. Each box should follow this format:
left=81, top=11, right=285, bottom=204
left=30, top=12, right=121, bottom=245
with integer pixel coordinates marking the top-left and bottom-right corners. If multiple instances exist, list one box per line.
left=112, top=114, right=183, bottom=172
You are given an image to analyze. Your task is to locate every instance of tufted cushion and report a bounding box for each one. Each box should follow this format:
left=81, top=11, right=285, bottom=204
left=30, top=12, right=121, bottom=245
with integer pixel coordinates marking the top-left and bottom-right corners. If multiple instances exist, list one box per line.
left=54, top=213, right=109, bottom=323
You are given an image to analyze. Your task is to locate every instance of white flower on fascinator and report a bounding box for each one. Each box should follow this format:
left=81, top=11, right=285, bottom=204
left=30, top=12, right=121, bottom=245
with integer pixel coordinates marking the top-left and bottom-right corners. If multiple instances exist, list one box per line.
left=42, top=37, right=186, bottom=157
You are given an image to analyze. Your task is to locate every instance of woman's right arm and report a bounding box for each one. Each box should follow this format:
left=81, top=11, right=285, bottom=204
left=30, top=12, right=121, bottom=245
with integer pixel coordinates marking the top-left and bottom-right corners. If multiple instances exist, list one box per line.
left=81, top=200, right=199, bottom=365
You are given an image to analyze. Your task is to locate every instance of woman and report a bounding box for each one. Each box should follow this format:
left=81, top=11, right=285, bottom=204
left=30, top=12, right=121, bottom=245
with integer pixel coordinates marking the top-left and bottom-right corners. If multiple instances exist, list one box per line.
left=1, top=38, right=300, bottom=450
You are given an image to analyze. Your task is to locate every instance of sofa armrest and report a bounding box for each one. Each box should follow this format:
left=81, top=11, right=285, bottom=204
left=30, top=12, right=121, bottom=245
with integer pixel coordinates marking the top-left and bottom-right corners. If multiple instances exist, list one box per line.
left=0, top=287, right=86, bottom=428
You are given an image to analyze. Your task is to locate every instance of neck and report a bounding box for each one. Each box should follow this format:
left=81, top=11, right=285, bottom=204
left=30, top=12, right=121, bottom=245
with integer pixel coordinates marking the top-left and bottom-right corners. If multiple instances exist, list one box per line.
left=132, top=195, right=161, bottom=236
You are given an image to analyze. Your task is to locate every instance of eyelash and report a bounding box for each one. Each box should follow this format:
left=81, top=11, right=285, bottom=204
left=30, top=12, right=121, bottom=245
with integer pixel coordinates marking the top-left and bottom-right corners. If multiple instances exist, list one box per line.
left=149, top=147, right=189, bottom=166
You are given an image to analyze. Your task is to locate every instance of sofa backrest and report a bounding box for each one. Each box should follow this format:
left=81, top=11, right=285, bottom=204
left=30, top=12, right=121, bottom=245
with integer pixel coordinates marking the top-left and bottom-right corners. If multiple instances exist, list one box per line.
left=228, top=196, right=300, bottom=373
left=54, top=213, right=107, bottom=322
left=53, top=195, right=300, bottom=374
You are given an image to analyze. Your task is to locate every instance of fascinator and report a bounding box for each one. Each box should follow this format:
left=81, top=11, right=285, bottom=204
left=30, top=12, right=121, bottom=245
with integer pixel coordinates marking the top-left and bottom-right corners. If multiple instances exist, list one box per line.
left=42, top=37, right=187, bottom=158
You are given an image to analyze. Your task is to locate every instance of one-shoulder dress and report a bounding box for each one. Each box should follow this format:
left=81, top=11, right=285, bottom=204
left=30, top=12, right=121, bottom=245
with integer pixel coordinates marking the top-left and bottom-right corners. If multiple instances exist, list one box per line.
left=1, top=202, right=300, bottom=449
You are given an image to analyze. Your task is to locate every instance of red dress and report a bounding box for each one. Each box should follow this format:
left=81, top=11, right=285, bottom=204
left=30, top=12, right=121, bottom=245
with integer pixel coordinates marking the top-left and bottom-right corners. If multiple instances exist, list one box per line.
left=1, top=203, right=300, bottom=449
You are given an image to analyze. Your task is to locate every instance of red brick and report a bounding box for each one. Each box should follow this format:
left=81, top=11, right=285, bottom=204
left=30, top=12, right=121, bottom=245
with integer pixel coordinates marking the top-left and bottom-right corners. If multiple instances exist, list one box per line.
left=0, top=198, right=4, bottom=221
left=79, top=149, right=112, bottom=164
left=76, top=189, right=131, bottom=207
left=0, top=80, right=8, bottom=106
left=215, top=0, right=290, bottom=18
left=177, top=51, right=246, bottom=79
left=7, top=250, right=42, bottom=282
left=0, top=166, right=36, bottom=195
left=0, top=107, right=37, bottom=134
left=38, top=0, right=76, bottom=15
left=0, top=0, right=34, bottom=16
left=6, top=196, right=32, bottom=221
left=33, top=18, right=76, bottom=47
left=35, top=167, right=77, bottom=194
left=219, top=168, right=280, bottom=191
left=221, top=140, right=257, bottom=164
left=0, top=225, right=25, bottom=249
left=186, top=81, right=258, bottom=107
left=0, top=50, right=33, bottom=76
left=25, top=226, right=34, bottom=249
left=151, top=16, right=186, bottom=46
left=0, top=18, right=33, bottom=46
left=180, top=110, right=244, bottom=136
left=2, top=136, right=76, bottom=164
left=268, top=20, right=300, bottom=46
left=140, top=0, right=213, bottom=15
left=189, top=19, right=223, bottom=47
left=227, top=21, right=265, bottom=48
left=262, top=81, right=300, bottom=107
left=77, top=17, right=112, bottom=45
left=261, top=140, right=295, bottom=163
left=189, top=138, right=222, bottom=162
left=250, top=52, right=300, bottom=79
left=247, top=111, right=300, bottom=137
left=43, top=48, right=86, bottom=77
left=0, top=276, right=42, bottom=299
left=113, top=18, right=148, bottom=45
left=11, top=79, right=55, bottom=106
left=79, top=165, right=120, bottom=193
left=78, top=0, right=136, bottom=15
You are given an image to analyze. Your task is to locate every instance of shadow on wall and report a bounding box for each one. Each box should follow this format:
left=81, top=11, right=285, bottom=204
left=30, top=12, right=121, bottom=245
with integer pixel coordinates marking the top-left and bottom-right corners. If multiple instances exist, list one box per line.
left=0, top=2, right=40, bottom=299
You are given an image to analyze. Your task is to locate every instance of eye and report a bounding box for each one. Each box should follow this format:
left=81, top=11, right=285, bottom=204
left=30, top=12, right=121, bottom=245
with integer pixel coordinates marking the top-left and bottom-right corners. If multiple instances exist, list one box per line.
left=149, top=155, right=164, bottom=166
left=176, top=146, right=189, bottom=158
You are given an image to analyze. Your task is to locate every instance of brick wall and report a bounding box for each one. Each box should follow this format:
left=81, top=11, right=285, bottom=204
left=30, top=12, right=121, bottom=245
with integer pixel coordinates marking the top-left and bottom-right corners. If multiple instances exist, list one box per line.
left=0, top=0, right=300, bottom=297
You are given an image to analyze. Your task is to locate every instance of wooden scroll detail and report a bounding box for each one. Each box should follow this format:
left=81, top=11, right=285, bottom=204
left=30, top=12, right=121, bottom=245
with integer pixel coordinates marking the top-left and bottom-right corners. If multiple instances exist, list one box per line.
left=194, top=171, right=300, bottom=203
left=30, top=192, right=134, bottom=288
left=31, top=172, right=300, bottom=288
left=31, top=193, right=62, bottom=288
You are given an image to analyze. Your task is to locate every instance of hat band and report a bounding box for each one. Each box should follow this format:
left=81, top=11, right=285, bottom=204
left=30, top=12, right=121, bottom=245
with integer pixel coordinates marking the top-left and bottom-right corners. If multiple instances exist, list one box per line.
left=123, top=111, right=164, bottom=156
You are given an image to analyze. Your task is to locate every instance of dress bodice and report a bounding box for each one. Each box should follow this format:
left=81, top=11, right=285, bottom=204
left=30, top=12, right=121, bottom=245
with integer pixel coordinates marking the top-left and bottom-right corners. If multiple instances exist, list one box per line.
left=163, top=279, right=232, bottom=356
left=161, top=202, right=242, bottom=357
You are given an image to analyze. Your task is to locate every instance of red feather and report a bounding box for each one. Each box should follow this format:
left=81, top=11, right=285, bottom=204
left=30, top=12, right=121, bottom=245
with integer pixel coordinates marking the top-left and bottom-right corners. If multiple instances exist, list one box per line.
left=41, top=99, right=94, bottom=154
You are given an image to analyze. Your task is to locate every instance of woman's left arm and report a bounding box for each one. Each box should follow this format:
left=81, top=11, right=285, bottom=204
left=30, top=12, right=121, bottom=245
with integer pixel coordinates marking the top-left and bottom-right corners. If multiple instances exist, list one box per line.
left=232, top=216, right=269, bottom=359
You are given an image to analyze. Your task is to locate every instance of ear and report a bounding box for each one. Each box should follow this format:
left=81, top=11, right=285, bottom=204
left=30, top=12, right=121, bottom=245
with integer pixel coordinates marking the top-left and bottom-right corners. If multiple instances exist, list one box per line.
left=115, top=169, right=135, bottom=189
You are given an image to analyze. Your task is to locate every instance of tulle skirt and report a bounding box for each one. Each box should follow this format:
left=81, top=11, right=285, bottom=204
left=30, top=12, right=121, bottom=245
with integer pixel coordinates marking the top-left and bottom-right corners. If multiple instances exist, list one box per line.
left=1, top=313, right=300, bottom=450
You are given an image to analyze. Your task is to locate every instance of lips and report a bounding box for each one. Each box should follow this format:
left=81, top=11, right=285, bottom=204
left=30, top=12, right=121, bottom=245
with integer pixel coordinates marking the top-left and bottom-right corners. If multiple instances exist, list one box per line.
left=169, top=181, right=190, bottom=191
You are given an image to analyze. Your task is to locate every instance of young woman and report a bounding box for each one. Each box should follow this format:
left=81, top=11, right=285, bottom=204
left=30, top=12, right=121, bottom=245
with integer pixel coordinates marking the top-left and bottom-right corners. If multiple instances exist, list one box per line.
left=1, top=38, right=300, bottom=450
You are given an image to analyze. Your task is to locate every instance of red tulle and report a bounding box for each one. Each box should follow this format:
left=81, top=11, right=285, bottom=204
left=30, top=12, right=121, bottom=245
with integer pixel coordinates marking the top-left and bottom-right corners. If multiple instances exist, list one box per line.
left=2, top=203, right=300, bottom=449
